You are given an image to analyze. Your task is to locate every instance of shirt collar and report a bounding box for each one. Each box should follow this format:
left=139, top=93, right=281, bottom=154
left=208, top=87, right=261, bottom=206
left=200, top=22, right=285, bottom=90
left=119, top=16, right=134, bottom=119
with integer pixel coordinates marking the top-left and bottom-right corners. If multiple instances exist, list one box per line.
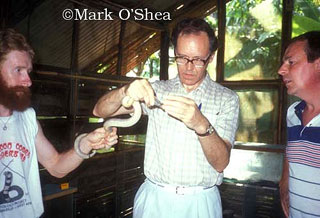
left=294, top=100, right=306, bottom=121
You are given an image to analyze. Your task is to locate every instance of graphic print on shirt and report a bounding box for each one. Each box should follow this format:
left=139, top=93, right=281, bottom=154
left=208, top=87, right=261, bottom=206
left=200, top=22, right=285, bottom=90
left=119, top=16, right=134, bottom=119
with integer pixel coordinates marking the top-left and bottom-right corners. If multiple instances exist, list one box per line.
left=0, top=141, right=32, bottom=214
left=0, top=171, right=24, bottom=204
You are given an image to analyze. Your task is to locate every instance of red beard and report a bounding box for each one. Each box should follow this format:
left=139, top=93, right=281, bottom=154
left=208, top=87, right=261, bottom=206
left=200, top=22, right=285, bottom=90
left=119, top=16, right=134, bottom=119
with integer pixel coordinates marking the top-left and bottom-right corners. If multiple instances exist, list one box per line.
left=0, top=75, right=31, bottom=112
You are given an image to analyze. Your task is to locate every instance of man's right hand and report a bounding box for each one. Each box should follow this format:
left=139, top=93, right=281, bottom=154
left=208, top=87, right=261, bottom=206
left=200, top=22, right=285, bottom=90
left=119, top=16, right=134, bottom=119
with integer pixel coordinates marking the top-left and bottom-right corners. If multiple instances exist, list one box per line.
left=123, top=79, right=156, bottom=107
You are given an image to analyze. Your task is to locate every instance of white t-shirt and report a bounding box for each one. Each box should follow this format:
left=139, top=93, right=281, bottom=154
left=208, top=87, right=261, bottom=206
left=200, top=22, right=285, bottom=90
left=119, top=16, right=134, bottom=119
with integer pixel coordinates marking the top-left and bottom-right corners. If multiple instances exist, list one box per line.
left=0, top=108, right=43, bottom=218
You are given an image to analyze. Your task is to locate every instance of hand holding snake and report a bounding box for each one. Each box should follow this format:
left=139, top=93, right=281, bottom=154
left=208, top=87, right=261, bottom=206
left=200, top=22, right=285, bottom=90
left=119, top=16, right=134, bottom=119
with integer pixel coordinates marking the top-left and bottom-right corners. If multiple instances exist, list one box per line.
left=123, top=79, right=157, bottom=107
left=85, top=127, right=118, bottom=150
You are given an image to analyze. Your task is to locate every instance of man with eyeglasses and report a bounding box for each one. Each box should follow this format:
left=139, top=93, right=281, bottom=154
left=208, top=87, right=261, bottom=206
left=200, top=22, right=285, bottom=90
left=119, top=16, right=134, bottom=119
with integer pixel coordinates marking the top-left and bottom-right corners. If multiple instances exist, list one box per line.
left=94, top=18, right=240, bottom=218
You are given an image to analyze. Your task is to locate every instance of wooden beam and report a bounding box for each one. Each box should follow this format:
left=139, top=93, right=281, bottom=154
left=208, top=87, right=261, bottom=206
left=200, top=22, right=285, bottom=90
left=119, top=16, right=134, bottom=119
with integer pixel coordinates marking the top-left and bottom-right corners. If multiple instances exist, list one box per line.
left=234, top=144, right=285, bottom=153
left=281, top=0, right=294, bottom=57
left=0, top=0, right=10, bottom=28
left=278, top=0, right=294, bottom=145
left=216, top=0, right=226, bottom=82
left=82, top=28, right=154, bottom=73
left=116, top=20, right=126, bottom=75
left=159, top=30, right=170, bottom=80
left=69, top=10, right=80, bottom=143
left=35, top=71, right=132, bottom=84
left=166, top=0, right=218, bottom=31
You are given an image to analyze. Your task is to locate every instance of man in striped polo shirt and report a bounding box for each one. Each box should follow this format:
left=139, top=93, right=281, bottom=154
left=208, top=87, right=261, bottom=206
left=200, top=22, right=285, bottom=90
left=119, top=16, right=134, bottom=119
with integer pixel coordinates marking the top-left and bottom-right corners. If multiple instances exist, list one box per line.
left=278, top=31, right=320, bottom=218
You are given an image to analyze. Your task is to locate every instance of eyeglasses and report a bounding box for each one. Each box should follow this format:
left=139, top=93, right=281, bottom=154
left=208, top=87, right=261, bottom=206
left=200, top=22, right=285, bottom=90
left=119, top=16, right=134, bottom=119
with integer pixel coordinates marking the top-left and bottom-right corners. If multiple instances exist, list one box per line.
left=174, top=55, right=211, bottom=68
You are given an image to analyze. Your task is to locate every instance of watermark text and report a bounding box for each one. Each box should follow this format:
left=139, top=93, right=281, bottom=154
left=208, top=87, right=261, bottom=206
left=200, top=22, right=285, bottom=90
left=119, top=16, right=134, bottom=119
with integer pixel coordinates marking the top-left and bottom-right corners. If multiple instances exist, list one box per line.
left=62, top=8, right=171, bottom=21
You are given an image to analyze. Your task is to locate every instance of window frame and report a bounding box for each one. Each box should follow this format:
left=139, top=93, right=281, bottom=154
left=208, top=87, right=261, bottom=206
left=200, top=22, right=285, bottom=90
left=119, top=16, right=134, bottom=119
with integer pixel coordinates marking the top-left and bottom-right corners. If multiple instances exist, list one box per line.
left=215, top=0, right=294, bottom=150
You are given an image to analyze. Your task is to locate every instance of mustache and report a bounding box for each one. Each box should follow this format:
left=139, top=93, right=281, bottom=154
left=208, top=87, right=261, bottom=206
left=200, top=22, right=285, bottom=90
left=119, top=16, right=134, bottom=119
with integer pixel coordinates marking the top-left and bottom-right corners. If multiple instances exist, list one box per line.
left=11, top=86, right=31, bottom=93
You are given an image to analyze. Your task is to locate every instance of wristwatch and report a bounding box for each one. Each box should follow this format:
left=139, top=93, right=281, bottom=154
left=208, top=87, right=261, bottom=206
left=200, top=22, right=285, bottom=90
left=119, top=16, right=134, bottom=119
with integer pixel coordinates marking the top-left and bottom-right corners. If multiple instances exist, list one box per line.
left=196, top=123, right=215, bottom=137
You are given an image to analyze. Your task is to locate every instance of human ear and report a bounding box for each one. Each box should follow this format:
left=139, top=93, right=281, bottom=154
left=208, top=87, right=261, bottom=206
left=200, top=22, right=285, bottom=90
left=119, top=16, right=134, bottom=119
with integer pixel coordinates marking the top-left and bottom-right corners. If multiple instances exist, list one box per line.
left=208, top=53, right=215, bottom=63
left=315, top=58, right=320, bottom=74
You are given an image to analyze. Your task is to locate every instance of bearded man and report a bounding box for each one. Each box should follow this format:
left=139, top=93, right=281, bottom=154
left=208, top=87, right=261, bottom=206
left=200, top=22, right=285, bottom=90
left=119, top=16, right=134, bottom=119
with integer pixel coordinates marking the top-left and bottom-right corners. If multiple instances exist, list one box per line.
left=0, top=29, right=118, bottom=218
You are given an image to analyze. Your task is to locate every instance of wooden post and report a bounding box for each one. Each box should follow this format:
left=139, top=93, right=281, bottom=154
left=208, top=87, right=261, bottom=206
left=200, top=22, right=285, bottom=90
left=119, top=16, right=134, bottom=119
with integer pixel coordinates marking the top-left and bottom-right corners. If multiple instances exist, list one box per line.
left=116, top=20, right=126, bottom=75
left=0, top=0, right=9, bottom=28
left=216, top=0, right=226, bottom=82
left=115, top=20, right=127, bottom=218
left=278, top=0, right=294, bottom=145
left=69, top=7, right=80, bottom=144
left=159, top=30, right=169, bottom=81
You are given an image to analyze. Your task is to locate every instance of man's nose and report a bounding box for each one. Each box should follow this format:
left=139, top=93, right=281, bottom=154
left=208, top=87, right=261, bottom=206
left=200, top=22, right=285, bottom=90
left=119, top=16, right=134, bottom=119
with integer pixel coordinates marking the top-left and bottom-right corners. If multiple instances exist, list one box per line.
left=21, top=72, right=32, bottom=87
left=186, top=61, right=195, bottom=70
left=278, top=64, right=287, bottom=76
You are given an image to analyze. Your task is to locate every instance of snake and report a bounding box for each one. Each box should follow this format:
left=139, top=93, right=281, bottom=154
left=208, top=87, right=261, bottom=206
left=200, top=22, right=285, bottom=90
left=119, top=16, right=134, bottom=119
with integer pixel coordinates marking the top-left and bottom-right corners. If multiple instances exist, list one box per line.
left=103, top=96, right=142, bottom=132
left=74, top=96, right=142, bottom=158
left=0, top=171, right=24, bottom=204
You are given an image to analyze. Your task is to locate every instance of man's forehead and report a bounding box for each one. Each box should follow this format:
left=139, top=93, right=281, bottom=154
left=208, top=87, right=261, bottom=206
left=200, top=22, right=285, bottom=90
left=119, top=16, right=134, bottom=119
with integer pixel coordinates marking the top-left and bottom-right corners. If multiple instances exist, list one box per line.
left=4, top=50, right=32, bottom=66
left=176, top=32, right=210, bottom=55
left=5, top=50, right=32, bottom=59
left=284, top=41, right=306, bottom=59
left=286, top=41, right=306, bottom=53
left=177, top=31, right=209, bottom=42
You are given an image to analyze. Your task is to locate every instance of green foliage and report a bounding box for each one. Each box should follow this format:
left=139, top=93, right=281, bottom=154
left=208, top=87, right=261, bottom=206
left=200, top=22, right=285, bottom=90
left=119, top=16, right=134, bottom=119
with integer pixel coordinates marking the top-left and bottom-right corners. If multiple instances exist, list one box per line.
left=226, top=0, right=262, bottom=34
left=96, top=63, right=110, bottom=74
left=292, top=0, right=320, bottom=37
left=224, top=0, right=281, bottom=79
left=295, top=0, right=320, bottom=21
left=293, top=15, right=320, bottom=36
left=205, top=15, right=218, bottom=29
left=141, top=51, right=160, bottom=78
left=136, top=0, right=319, bottom=80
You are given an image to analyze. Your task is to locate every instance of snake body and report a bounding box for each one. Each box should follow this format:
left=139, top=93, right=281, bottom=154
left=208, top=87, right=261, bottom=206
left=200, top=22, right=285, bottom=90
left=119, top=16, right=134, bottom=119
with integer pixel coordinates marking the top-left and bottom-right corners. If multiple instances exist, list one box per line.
left=103, top=98, right=142, bottom=131
left=0, top=171, right=24, bottom=204
left=74, top=96, right=142, bottom=158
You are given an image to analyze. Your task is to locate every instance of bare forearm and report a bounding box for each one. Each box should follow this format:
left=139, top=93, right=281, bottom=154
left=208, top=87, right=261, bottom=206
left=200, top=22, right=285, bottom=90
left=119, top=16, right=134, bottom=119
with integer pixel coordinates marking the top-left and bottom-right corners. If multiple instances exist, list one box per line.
left=280, top=157, right=289, bottom=193
left=93, top=86, right=126, bottom=118
left=45, top=140, right=92, bottom=178
left=279, top=157, right=289, bottom=216
left=194, top=117, right=231, bottom=172
left=46, top=150, right=82, bottom=178
left=199, top=131, right=231, bottom=172
left=37, top=121, right=118, bottom=178
left=280, top=157, right=289, bottom=185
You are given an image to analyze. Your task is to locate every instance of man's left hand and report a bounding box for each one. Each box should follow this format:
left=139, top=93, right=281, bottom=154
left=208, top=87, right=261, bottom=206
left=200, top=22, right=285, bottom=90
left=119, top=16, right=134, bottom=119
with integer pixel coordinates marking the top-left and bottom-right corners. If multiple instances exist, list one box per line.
left=162, top=95, right=206, bottom=132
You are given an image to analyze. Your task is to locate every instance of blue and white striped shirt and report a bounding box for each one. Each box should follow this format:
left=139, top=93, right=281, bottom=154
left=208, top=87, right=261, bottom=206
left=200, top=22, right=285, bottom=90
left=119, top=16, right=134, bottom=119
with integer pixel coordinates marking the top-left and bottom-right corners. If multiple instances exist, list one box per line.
left=286, top=101, right=320, bottom=218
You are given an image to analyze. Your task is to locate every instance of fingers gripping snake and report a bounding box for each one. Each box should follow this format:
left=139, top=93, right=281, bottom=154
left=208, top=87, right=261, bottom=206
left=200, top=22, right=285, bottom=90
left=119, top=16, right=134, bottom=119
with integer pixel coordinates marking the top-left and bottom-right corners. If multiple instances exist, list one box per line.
left=74, top=96, right=142, bottom=159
